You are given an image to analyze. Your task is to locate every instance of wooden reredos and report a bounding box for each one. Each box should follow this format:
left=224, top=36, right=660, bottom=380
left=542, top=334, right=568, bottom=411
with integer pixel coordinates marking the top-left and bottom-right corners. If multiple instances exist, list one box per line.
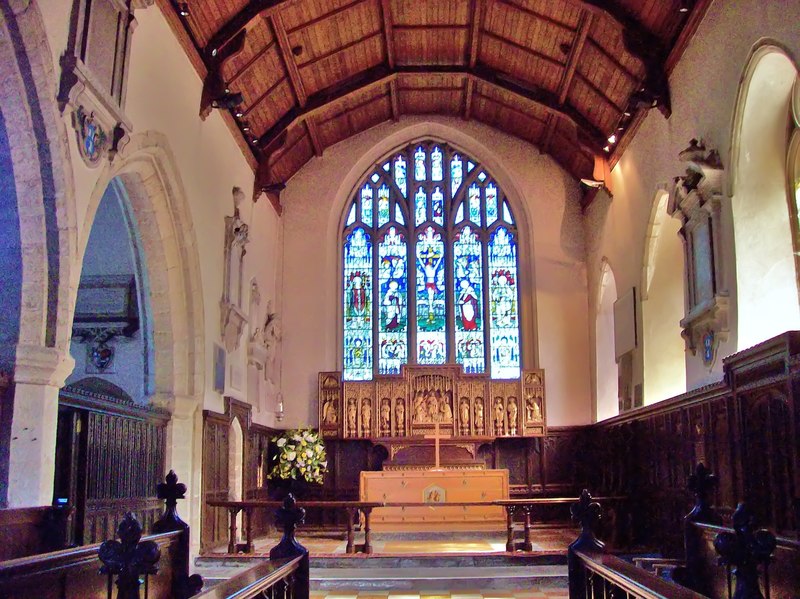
left=319, top=365, right=545, bottom=440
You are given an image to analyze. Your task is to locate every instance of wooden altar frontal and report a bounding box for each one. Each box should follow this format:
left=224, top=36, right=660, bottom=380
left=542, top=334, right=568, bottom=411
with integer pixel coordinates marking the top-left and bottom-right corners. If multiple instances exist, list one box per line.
left=360, top=469, right=509, bottom=531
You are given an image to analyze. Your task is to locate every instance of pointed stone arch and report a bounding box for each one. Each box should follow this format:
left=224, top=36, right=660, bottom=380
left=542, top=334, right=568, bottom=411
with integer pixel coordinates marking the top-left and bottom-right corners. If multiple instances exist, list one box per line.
left=595, top=258, right=618, bottom=421
left=640, top=190, right=685, bottom=404
left=728, top=42, right=800, bottom=349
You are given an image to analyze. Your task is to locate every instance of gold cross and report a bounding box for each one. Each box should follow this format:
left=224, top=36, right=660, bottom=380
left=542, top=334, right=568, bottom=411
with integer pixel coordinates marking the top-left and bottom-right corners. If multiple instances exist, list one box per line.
left=424, top=421, right=450, bottom=470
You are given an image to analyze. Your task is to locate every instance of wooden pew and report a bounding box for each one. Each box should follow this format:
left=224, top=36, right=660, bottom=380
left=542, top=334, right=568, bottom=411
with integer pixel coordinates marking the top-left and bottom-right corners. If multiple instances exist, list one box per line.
left=0, top=471, right=201, bottom=599
left=0, top=505, right=72, bottom=560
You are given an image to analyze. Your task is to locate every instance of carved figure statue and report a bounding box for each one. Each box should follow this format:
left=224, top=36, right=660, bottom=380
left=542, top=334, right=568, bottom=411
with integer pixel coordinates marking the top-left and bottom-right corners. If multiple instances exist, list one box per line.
left=427, top=391, right=438, bottom=422
left=507, top=397, right=518, bottom=435
left=263, top=301, right=281, bottom=383
left=347, top=398, right=357, bottom=436
left=439, top=391, right=453, bottom=422
left=474, top=401, right=484, bottom=432
left=460, top=398, right=470, bottom=435
left=322, top=396, right=337, bottom=425
left=395, top=399, right=405, bottom=435
left=361, top=398, right=372, bottom=437
left=531, top=397, right=542, bottom=421
left=414, top=391, right=427, bottom=422
left=494, top=397, right=505, bottom=435
left=380, top=398, right=391, bottom=435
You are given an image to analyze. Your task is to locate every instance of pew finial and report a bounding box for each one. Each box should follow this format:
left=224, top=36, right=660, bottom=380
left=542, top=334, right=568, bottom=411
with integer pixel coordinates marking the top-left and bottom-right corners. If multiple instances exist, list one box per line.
left=99, top=512, right=161, bottom=599
left=154, top=470, right=189, bottom=533
left=569, top=489, right=605, bottom=553
left=714, top=503, right=776, bottom=599
left=687, top=463, right=722, bottom=525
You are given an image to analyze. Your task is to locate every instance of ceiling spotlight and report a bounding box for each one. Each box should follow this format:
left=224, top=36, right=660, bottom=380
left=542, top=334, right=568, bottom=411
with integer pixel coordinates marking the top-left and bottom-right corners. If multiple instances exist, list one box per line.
left=242, top=123, right=251, bottom=132
left=580, top=178, right=605, bottom=189
left=211, top=91, right=244, bottom=110
left=678, top=0, right=690, bottom=13
left=235, top=110, right=244, bottom=118
left=603, top=145, right=610, bottom=153
left=623, top=110, right=632, bottom=117
left=607, top=134, right=617, bottom=144
left=177, top=2, right=189, bottom=17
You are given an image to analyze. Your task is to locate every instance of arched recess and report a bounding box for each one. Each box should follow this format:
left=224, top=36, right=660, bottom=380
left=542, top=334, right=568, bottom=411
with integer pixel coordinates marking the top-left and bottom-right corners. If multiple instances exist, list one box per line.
left=228, top=416, right=244, bottom=543
left=78, top=133, right=204, bottom=543
left=79, top=132, right=204, bottom=405
left=641, top=190, right=686, bottom=403
left=729, top=43, right=800, bottom=350
left=326, top=122, right=539, bottom=374
left=595, top=260, right=618, bottom=421
left=66, top=180, right=155, bottom=400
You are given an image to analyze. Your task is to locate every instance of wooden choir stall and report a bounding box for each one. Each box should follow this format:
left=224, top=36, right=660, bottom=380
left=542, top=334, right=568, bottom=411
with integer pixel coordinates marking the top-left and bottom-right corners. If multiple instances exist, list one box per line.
left=319, top=365, right=546, bottom=531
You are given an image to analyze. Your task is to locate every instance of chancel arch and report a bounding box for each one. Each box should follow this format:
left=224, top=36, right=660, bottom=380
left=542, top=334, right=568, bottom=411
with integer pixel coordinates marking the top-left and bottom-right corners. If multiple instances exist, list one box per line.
left=595, top=259, right=618, bottom=421
left=729, top=44, right=800, bottom=350
left=641, top=190, right=686, bottom=404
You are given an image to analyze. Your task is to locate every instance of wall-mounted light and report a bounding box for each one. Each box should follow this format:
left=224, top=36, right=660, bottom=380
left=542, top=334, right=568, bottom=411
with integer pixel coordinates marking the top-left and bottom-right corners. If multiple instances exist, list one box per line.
left=276, top=392, right=284, bottom=421
left=678, top=0, right=690, bottom=13
left=607, top=134, right=617, bottom=144
left=177, top=2, right=189, bottom=17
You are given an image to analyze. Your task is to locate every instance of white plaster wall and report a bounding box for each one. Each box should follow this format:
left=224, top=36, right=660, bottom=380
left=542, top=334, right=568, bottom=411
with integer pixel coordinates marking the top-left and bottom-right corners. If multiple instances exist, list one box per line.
left=35, top=3, right=283, bottom=424
left=281, top=117, right=592, bottom=428
left=589, top=0, right=800, bottom=395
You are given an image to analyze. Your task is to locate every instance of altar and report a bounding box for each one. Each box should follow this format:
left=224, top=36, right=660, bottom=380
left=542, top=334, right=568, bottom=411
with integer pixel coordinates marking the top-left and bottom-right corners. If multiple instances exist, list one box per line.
left=360, top=469, right=509, bottom=531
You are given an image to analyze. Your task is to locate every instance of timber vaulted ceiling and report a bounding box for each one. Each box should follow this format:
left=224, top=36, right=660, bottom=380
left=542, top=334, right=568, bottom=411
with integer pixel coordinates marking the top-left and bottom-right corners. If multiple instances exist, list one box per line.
left=159, top=0, right=712, bottom=209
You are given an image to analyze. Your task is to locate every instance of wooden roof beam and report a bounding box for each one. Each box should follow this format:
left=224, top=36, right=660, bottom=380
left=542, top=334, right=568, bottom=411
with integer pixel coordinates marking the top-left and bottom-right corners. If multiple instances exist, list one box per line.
left=255, top=64, right=608, bottom=152
left=389, top=79, right=400, bottom=121
left=271, top=12, right=308, bottom=107
left=203, top=0, right=294, bottom=59
left=380, top=0, right=396, bottom=68
left=467, top=0, right=484, bottom=68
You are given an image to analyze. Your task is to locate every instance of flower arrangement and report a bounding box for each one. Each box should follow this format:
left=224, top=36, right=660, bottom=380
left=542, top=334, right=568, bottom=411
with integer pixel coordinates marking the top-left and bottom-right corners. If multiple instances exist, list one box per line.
left=269, top=428, right=328, bottom=484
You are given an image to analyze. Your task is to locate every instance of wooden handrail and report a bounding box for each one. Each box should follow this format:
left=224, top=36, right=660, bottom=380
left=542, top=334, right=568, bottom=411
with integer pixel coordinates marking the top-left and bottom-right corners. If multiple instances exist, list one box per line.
left=574, top=550, right=708, bottom=599
left=193, top=555, right=304, bottom=599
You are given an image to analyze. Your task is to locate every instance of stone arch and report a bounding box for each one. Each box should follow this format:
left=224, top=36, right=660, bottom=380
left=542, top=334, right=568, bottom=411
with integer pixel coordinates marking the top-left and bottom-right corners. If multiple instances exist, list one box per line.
left=728, top=42, right=800, bottom=349
left=595, top=258, right=618, bottom=421
left=640, top=190, right=685, bottom=404
left=327, top=120, right=539, bottom=371
left=78, top=132, right=204, bottom=405
left=0, top=1, right=77, bottom=358
left=0, top=0, right=77, bottom=506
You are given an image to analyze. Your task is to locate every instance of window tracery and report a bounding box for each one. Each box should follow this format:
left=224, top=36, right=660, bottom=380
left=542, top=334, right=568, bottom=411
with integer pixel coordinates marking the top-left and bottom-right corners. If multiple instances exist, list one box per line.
left=342, top=141, right=521, bottom=381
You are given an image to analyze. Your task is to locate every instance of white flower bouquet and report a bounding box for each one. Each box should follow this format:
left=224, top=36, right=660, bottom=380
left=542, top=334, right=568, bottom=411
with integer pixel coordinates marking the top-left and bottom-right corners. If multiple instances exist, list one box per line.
left=269, top=428, right=328, bottom=484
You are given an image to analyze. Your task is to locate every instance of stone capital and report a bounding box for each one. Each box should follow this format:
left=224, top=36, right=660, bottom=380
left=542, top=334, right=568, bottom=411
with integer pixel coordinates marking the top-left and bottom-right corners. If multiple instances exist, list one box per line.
left=14, top=344, right=75, bottom=387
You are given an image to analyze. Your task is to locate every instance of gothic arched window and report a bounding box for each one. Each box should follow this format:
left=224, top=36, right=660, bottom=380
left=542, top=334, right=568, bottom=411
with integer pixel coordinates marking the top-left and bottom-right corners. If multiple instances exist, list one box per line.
left=342, top=141, right=521, bottom=381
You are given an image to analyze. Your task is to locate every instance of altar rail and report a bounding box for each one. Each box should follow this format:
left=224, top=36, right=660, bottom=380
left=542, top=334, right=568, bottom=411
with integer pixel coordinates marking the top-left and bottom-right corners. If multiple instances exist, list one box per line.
left=207, top=495, right=626, bottom=556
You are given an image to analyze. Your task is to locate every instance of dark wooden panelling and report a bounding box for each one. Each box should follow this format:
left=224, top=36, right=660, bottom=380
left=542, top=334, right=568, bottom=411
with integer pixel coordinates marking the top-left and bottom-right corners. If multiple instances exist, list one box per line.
left=57, top=384, right=169, bottom=546
left=589, top=332, right=800, bottom=551
left=0, top=507, right=71, bottom=560
left=201, top=398, right=277, bottom=550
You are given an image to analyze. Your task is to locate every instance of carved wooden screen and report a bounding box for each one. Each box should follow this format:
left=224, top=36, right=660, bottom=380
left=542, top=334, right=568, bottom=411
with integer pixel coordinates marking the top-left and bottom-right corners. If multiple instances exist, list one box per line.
left=342, top=141, right=522, bottom=381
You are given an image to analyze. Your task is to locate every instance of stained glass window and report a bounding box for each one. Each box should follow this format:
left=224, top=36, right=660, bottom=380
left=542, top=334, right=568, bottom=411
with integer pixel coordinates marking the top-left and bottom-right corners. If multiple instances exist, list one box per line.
left=378, top=227, right=407, bottom=374
left=488, top=227, right=520, bottom=379
left=378, top=185, right=390, bottom=227
left=416, top=226, right=446, bottom=364
left=343, top=227, right=373, bottom=380
left=341, top=141, right=522, bottom=381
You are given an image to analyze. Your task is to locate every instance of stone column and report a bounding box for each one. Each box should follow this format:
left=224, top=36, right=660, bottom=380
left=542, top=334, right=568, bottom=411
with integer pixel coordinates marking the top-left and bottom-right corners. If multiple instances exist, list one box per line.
left=8, top=344, right=74, bottom=507
left=163, top=393, right=203, bottom=556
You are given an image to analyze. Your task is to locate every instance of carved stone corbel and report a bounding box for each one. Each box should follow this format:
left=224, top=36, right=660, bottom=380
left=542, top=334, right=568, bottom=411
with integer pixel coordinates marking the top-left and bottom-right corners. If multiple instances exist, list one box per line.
left=668, top=139, right=729, bottom=360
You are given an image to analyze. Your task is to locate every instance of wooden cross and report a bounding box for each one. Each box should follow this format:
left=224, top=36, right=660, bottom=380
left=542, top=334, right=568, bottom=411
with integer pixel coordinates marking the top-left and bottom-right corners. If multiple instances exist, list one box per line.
left=424, top=421, right=450, bottom=470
